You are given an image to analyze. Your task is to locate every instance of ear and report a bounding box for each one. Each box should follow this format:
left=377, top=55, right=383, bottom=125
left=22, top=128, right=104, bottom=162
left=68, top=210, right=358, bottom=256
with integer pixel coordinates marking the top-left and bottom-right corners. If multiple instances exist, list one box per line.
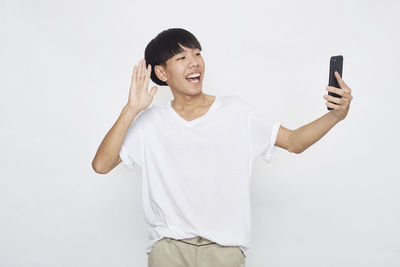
left=154, top=65, right=167, bottom=82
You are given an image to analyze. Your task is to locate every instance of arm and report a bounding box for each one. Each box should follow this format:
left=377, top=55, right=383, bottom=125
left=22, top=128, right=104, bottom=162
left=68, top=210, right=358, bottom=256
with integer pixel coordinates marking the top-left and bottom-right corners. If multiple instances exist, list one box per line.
left=92, top=58, right=158, bottom=174
left=276, top=112, right=341, bottom=153
left=92, top=106, right=142, bottom=174
left=276, top=71, right=353, bottom=154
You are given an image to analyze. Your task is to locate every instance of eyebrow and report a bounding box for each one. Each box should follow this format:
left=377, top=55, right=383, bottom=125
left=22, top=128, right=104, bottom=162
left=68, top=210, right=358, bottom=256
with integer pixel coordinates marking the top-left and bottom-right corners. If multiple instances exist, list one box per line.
left=176, top=48, right=200, bottom=55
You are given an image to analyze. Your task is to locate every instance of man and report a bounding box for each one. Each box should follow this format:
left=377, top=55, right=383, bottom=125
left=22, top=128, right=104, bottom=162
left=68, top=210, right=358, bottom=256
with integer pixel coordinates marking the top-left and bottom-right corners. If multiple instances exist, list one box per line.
left=92, top=28, right=352, bottom=267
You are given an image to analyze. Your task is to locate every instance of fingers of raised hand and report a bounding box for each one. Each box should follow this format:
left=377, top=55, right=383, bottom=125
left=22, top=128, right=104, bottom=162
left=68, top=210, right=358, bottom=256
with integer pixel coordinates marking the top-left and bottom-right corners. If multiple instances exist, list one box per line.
left=133, top=59, right=152, bottom=91
left=326, top=85, right=353, bottom=102
left=144, top=64, right=151, bottom=89
left=334, top=71, right=351, bottom=92
left=133, top=59, right=146, bottom=84
left=325, top=86, right=344, bottom=97
left=326, top=101, right=340, bottom=110
left=138, top=59, right=144, bottom=80
left=323, top=94, right=346, bottom=106
left=140, top=59, right=150, bottom=77
left=131, top=65, right=138, bottom=86
left=324, top=92, right=352, bottom=112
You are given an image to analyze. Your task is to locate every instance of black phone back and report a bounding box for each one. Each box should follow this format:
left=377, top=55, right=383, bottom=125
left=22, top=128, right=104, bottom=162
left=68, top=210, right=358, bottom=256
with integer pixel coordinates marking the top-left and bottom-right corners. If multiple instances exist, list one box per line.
left=328, top=55, right=343, bottom=110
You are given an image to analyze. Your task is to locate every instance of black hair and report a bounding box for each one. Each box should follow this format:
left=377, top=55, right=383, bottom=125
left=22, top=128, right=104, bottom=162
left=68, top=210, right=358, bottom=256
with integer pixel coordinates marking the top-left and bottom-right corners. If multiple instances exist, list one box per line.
left=144, top=28, right=202, bottom=86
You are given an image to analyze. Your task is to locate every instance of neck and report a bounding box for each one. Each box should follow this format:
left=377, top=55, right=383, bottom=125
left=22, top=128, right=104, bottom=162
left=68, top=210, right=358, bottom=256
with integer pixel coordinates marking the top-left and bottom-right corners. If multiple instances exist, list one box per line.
left=171, top=93, right=210, bottom=111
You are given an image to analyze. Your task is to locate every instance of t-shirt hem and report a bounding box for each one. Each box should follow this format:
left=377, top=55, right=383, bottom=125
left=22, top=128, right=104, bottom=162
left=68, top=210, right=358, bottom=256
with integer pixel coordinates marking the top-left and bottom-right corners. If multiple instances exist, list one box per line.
left=262, top=122, right=281, bottom=163
left=119, top=145, right=136, bottom=171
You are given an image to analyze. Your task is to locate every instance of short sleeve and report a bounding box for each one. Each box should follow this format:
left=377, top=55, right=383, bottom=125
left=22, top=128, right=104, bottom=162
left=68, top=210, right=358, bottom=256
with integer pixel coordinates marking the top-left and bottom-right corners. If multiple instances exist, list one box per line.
left=119, top=112, right=145, bottom=170
left=248, top=106, right=280, bottom=163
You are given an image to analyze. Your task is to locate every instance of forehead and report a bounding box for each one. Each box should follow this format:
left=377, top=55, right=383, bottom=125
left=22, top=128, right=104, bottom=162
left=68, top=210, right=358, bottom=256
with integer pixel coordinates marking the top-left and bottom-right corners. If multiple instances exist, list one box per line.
left=164, top=44, right=201, bottom=67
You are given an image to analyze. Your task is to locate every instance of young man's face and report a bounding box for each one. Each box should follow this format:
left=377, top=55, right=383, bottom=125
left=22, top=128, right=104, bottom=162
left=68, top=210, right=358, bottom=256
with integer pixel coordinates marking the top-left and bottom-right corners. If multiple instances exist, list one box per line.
left=155, top=43, right=205, bottom=96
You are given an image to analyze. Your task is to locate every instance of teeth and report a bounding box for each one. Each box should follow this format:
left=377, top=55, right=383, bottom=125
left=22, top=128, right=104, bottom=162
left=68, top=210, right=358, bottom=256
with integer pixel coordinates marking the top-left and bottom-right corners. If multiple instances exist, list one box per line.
left=186, top=73, right=200, bottom=78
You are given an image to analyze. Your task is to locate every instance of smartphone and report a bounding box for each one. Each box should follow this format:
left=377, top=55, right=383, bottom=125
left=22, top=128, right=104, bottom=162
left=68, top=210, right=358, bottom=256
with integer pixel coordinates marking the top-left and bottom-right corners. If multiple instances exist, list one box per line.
left=327, top=55, right=343, bottom=111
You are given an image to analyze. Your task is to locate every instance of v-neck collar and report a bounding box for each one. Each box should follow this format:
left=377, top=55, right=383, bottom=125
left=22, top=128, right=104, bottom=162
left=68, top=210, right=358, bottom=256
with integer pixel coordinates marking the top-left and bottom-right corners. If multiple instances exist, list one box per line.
left=168, top=95, right=220, bottom=127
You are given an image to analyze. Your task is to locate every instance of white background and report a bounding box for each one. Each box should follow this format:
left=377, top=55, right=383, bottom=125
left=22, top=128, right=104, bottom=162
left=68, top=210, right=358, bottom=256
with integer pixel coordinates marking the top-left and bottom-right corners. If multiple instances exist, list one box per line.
left=1, top=0, right=399, bottom=266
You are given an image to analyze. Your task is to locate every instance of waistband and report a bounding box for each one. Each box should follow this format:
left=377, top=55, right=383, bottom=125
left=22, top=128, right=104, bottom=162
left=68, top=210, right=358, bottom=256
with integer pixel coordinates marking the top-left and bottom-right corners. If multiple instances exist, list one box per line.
left=167, top=236, right=216, bottom=247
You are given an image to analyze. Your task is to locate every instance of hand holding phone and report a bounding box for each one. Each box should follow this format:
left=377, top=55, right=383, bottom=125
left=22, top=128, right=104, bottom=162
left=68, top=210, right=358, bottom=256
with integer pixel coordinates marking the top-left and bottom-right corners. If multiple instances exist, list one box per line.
left=327, top=55, right=343, bottom=110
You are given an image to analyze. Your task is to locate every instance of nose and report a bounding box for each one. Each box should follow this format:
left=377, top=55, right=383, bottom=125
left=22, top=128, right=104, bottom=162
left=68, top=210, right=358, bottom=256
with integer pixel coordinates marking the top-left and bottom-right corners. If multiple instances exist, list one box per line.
left=188, top=54, right=200, bottom=68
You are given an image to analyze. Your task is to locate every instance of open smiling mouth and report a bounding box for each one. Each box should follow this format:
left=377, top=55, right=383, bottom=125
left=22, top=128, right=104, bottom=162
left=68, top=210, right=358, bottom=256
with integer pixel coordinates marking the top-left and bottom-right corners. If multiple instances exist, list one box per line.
left=185, top=73, right=201, bottom=83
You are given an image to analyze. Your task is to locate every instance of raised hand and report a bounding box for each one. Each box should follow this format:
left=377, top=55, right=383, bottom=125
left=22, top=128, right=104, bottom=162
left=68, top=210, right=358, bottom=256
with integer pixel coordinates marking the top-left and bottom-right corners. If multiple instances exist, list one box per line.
left=324, top=71, right=353, bottom=120
left=126, top=58, right=158, bottom=111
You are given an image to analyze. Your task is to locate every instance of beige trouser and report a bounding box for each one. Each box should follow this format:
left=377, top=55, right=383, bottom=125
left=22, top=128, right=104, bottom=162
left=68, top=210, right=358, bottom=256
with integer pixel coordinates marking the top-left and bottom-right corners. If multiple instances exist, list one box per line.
left=148, top=236, right=246, bottom=267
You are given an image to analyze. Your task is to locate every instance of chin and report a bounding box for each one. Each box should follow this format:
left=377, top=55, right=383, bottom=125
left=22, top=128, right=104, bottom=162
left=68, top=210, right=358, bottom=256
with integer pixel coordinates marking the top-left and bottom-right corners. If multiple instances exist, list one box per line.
left=188, top=89, right=203, bottom=96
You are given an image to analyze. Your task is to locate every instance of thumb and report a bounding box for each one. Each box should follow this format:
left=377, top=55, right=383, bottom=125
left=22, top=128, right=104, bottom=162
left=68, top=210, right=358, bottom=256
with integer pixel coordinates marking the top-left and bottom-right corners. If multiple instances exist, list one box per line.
left=149, top=86, right=158, bottom=98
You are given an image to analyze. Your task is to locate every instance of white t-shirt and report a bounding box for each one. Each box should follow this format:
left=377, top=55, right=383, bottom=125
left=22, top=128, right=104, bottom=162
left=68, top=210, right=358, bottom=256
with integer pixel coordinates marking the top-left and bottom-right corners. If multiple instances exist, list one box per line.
left=119, top=95, right=280, bottom=257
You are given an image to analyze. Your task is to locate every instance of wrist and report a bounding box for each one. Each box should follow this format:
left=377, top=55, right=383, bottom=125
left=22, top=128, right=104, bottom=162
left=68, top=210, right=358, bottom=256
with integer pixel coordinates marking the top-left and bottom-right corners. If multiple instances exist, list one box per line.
left=123, top=104, right=142, bottom=114
left=329, top=110, right=344, bottom=123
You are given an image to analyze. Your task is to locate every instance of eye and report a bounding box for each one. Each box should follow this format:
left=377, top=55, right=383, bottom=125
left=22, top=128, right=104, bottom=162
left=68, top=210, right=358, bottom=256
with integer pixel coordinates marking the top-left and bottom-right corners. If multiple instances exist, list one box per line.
left=177, top=52, right=200, bottom=60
